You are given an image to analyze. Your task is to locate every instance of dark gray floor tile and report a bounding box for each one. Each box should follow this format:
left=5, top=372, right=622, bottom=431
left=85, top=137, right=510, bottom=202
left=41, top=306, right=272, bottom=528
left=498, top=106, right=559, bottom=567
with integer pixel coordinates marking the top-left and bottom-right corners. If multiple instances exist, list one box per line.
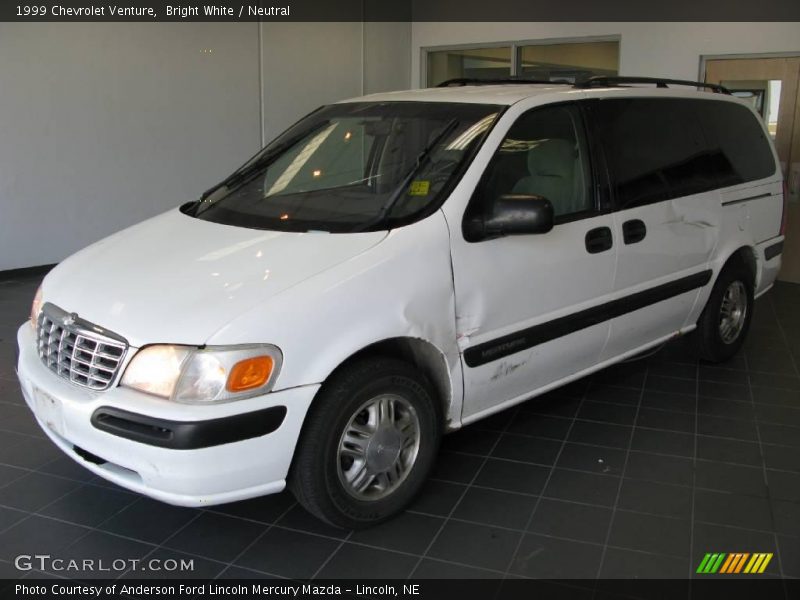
left=640, top=390, right=697, bottom=414
left=163, top=512, right=266, bottom=563
left=409, top=480, right=465, bottom=517
left=608, top=510, right=690, bottom=557
left=697, top=414, right=759, bottom=441
left=0, top=472, right=82, bottom=511
left=567, top=420, right=632, bottom=449
left=101, top=498, right=200, bottom=545
left=771, top=500, right=800, bottom=536
left=646, top=375, right=696, bottom=397
left=696, top=436, right=763, bottom=467
left=0, top=506, right=27, bottom=533
left=427, top=520, right=519, bottom=572
left=599, top=547, right=690, bottom=579
left=697, top=397, right=755, bottom=421
left=758, top=422, right=800, bottom=448
left=236, top=527, right=340, bottom=579
left=510, top=533, right=603, bottom=578
left=275, top=505, right=351, bottom=539
left=695, top=461, right=768, bottom=497
left=53, top=530, right=153, bottom=579
left=693, top=489, right=773, bottom=531
left=698, top=380, right=750, bottom=402
left=39, top=485, right=136, bottom=527
left=576, top=401, right=637, bottom=426
left=474, top=457, right=549, bottom=495
left=0, top=515, right=89, bottom=562
left=778, top=535, right=800, bottom=578
left=527, top=498, right=612, bottom=544
left=617, top=479, right=692, bottom=519
left=762, top=443, right=800, bottom=473
left=208, top=492, right=295, bottom=524
left=431, top=451, right=484, bottom=484
left=507, top=412, right=572, bottom=440
left=317, top=543, right=417, bottom=579
left=631, top=428, right=694, bottom=458
left=625, top=451, right=694, bottom=487
left=637, top=407, right=696, bottom=433
left=751, top=386, right=800, bottom=407
left=555, top=443, right=627, bottom=476
left=765, top=470, right=800, bottom=503
left=348, top=512, right=443, bottom=555
left=543, top=469, right=620, bottom=507
left=453, top=486, right=536, bottom=530
left=442, top=428, right=501, bottom=456
left=0, top=431, right=62, bottom=470
left=412, top=558, right=503, bottom=579
left=491, top=433, right=562, bottom=465
left=585, top=383, right=642, bottom=405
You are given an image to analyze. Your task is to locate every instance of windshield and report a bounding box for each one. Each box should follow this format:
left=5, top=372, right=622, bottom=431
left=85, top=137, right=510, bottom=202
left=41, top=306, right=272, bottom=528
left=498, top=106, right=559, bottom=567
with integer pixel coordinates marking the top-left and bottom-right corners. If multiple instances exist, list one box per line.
left=187, top=102, right=501, bottom=232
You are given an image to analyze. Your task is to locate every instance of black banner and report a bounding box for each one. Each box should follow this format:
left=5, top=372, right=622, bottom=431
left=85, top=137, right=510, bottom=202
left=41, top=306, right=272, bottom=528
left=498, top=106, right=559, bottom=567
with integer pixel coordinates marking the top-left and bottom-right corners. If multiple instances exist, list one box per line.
left=1, top=579, right=798, bottom=600
left=2, top=0, right=800, bottom=22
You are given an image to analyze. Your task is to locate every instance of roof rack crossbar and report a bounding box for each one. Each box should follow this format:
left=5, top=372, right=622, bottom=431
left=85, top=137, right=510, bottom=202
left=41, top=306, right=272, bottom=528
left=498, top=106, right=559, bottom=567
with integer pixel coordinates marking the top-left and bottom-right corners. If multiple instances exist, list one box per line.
left=436, top=77, right=572, bottom=88
left=574, top=76, right=731, bottom=94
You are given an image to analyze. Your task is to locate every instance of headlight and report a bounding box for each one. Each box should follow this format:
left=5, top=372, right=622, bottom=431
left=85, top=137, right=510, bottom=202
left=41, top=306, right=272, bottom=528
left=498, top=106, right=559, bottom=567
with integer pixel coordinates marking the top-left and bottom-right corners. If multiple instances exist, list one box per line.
left=121, top=344, right=282, bottom=403
left=30, top=285, right=43, bottom=330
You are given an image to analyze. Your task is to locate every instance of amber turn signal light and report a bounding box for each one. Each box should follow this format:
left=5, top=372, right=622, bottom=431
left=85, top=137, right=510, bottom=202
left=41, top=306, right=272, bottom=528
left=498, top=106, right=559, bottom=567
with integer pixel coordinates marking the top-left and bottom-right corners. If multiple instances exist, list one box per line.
left=226, top=356, right=274, bottom=392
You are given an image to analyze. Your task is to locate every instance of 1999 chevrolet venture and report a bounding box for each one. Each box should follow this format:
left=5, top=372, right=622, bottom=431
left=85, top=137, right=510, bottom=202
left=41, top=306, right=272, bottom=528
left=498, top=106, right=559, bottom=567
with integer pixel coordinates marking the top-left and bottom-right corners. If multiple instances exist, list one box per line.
left=17, top=76, right=786, bottom=528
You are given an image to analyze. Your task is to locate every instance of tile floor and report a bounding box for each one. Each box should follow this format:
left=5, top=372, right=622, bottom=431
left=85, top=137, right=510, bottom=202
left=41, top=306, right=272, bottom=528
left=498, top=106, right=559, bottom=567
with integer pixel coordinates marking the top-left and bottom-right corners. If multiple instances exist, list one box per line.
left=0, top=274, right=798, bottom=582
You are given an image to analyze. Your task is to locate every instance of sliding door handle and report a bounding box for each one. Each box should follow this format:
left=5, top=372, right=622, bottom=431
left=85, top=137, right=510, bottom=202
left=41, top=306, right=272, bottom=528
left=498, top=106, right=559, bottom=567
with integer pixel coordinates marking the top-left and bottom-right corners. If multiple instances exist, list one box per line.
left=622, top=219, right=647, bottom=244
left=585, top=226, right=613, bottom=254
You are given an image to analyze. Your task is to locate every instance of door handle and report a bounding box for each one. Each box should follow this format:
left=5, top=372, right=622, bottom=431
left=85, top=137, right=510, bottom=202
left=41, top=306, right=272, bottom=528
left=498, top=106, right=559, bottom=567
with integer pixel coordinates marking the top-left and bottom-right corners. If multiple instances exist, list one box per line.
left=622, top=219, right=647, bottom=244
left=585, top=226, right=613, bottom=254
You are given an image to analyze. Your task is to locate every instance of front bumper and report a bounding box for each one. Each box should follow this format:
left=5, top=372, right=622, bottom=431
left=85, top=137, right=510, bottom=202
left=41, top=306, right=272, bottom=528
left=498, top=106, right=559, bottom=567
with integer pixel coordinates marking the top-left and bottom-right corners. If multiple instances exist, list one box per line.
left=16, top=324, right=319, bottom=506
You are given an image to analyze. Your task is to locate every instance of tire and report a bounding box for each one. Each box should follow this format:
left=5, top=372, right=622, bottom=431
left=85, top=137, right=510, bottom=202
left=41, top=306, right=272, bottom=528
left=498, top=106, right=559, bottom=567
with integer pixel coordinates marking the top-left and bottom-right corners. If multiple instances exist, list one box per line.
left=288, top=357, right=441, bottom=529
left=694, top=259, right=754, bottom=363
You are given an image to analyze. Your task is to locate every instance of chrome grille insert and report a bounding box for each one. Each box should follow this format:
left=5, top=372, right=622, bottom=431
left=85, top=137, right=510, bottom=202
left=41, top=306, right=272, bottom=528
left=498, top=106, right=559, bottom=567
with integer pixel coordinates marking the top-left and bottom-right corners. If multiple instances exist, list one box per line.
left=36, top=303, right=128, bottom=391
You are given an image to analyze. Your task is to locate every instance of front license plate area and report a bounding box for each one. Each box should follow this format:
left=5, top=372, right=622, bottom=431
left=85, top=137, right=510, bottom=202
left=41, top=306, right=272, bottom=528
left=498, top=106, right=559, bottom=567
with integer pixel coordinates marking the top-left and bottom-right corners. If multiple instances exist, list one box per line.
left=33, top=387, right=64, bottom=437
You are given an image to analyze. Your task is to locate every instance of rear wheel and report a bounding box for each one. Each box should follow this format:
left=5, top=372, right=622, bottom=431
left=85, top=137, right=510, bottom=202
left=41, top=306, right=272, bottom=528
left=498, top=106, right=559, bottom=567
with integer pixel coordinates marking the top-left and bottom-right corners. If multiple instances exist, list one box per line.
left=694, top=259, right=754, bottom=363
left=289, top=357, right=441, bottom=529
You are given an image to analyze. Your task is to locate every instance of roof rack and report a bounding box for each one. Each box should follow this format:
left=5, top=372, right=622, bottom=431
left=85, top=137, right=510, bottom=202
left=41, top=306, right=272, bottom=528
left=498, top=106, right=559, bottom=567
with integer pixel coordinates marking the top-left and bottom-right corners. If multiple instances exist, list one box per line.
left=574, top=76, right=731, bottom=94
left=436, top=77, right=571, bottom=88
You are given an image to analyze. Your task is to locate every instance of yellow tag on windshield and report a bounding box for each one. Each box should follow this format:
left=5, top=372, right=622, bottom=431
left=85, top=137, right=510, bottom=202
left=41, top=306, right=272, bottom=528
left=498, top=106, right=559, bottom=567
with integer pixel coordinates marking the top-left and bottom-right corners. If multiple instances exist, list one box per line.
left=408, top=180, right=430, bottom=196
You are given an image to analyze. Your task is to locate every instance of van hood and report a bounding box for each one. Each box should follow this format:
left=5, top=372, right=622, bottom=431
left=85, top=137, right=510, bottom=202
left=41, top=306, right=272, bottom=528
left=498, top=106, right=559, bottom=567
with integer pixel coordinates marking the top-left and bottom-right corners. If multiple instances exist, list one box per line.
left=43, top=209, right=388, bottom=347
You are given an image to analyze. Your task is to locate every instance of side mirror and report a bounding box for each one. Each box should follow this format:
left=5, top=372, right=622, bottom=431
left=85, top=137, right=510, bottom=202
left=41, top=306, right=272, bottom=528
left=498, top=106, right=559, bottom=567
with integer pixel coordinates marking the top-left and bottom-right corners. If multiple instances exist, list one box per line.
left=464, top=194, right=554, bottom=242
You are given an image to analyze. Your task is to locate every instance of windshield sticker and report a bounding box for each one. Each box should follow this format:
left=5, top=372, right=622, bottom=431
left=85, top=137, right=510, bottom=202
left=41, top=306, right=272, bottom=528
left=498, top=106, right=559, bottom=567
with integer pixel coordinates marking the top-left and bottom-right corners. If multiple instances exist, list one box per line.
left=409, top=181, right=430, bottom=196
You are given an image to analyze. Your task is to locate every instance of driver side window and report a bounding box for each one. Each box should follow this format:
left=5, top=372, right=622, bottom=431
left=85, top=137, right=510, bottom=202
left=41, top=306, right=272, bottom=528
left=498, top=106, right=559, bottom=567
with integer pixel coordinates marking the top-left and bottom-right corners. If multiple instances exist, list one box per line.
left=475, top=103, right=594, bottom=222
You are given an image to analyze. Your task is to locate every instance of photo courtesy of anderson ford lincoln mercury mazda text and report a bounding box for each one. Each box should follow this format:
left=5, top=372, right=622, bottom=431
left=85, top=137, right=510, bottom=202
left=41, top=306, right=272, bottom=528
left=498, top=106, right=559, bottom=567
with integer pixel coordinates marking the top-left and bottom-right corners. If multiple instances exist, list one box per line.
left=16, top=76, right=787, bottom=528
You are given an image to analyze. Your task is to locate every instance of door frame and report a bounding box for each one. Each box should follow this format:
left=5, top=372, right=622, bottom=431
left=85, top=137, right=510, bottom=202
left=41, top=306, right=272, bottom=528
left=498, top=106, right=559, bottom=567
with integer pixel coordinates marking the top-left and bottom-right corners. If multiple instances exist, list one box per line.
left=698, top=51, right=800, bottom=82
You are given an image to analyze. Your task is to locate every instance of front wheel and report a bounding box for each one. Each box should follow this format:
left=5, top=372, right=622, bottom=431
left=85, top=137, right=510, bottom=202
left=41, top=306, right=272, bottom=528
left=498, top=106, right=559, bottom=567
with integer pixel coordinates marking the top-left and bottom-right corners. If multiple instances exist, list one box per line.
left=694, top=260, right=754, bottom=363
left=289, top=357, right=441, bottom=529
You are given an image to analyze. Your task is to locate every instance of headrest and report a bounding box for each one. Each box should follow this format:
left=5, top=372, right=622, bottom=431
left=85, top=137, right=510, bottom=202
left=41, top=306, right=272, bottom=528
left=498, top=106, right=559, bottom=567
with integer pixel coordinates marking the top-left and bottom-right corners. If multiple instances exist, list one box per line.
left=527, top=138, right=575, bottom=177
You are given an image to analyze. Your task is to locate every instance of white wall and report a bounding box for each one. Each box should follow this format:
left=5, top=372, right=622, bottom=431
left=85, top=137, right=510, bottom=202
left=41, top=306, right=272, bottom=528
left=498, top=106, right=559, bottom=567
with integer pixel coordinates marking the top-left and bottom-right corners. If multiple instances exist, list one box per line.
left=0, top=22, right=412, bottom=271
left=259, top=22, right=411, bottom=143
left=412, top=22, right=800, bottom=87
left=0, top=23, right=262, bottom=271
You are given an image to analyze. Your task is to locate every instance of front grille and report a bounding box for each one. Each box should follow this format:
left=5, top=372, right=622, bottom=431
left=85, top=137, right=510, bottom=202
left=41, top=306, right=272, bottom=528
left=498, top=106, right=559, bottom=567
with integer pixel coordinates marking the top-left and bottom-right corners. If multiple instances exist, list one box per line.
left=36, top=303, right=128, bottom=391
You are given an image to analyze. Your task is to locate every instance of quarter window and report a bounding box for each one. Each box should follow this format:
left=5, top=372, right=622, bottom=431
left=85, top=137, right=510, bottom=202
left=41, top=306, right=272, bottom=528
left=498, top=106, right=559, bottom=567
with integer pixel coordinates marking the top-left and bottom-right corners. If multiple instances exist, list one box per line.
left=594, top=98, right=719, bottom=209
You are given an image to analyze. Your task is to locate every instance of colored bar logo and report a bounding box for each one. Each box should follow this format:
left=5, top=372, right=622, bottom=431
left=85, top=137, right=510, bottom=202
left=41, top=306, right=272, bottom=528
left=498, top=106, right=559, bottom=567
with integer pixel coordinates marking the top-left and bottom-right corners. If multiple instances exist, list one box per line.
left=696, top=553, right=772, bottom=574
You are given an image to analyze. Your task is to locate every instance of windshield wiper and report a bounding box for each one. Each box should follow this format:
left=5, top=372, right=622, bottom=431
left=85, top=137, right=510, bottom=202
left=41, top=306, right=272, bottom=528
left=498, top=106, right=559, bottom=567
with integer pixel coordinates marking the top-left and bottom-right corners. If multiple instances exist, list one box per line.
left=198, top=120, right=330, bottom=202
left=353, top=118, right=459, bottom=232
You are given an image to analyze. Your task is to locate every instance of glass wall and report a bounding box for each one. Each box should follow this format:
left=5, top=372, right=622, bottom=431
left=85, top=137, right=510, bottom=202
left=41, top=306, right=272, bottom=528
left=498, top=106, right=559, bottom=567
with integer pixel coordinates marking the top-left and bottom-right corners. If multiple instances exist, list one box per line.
left=425, top=39, right=619, bottom=87
left=427, top=47, right=512, bottom=87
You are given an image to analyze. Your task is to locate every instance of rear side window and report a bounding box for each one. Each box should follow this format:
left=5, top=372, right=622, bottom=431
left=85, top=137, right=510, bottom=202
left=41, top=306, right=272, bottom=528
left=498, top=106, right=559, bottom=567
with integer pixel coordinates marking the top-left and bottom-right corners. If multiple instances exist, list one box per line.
left=695, top=100, right=776, bottom=187
left=595, top=98, right=777, bottom=210
left=594, top=98, right=720, bottom=209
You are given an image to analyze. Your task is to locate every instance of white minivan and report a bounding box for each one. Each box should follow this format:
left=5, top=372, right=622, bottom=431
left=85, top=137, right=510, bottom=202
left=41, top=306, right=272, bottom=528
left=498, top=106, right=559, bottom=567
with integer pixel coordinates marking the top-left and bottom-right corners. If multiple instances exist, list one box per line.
left=17, top=76, right=786, bottom=528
